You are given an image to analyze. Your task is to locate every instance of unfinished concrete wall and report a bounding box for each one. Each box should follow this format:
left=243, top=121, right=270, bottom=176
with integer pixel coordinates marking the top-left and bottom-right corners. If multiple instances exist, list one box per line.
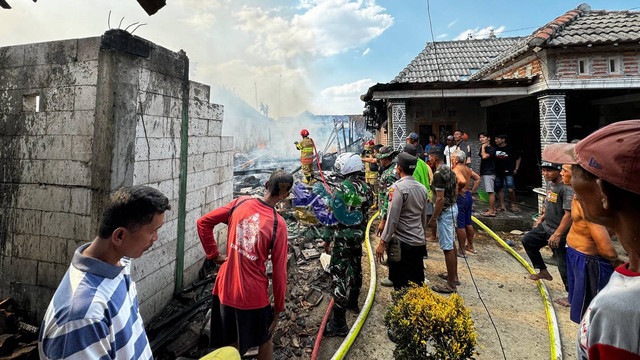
left=0, top=37, right=100, bottom=321
left=0, top=30, right=232, bottom=322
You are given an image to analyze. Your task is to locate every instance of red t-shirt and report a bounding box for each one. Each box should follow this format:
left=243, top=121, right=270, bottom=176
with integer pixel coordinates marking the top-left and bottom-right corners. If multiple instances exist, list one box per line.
left=197, top=197, right=288, bottom=312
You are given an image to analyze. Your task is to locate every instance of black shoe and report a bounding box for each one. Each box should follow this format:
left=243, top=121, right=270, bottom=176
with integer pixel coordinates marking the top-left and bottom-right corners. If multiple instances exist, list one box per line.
left=323, top=319, right=349, bottom=337
left=346, top=302, right=360, bottom=313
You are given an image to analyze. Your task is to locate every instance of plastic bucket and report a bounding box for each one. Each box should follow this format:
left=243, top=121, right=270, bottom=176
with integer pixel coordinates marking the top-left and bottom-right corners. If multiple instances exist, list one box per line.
left=478, top=190, right=489, bottom=202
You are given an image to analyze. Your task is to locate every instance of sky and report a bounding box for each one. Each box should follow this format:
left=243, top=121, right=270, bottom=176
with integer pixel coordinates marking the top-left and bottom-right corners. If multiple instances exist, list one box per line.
left=1, top=0, right=637, bottom=118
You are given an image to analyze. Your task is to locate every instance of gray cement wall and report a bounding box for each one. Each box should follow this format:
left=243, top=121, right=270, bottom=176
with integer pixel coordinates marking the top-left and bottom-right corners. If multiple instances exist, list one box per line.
left=0, top=31, right=232, bottom=322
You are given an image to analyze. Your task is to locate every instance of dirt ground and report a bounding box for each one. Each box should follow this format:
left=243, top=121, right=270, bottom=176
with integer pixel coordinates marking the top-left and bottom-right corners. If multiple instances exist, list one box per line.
left=312, top=220, right=627, bottom=360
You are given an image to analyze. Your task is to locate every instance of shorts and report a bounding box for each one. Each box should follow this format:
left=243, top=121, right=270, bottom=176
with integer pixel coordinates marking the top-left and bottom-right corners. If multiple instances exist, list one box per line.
left=566, top=246, right=614, bottom=323
left=481, top=175, right=496, bottom=193
left=426, top=201, right=434, bottom=216
left=210, top=295, right=274, bottom=356
left=456, top=191, right=473, bottom=228
left=437, top=204, right=458, bottom=251
left=495, top=175, right=515, bottom=190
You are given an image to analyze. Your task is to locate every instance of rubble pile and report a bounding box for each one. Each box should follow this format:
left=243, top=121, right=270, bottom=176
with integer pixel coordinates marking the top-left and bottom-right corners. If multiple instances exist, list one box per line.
left=0, top=299, right=39, bottom=360
left=270, top=221, right=332, bottom=359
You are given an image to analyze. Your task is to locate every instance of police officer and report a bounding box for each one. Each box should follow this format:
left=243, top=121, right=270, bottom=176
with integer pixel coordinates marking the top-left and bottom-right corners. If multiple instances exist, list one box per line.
left=323, top=153, right=373, bottom=337
left=295, top=129, right=315, bottom=183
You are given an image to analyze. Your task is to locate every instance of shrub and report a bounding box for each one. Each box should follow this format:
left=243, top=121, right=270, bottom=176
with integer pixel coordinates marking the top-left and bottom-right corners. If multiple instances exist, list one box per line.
left=384, top=285, right=477, bottom=360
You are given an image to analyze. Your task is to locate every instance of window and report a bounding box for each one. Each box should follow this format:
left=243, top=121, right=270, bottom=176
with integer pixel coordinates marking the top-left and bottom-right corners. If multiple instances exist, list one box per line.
left=608, top=57, right=620, bottom=74
left=23, top=94, right=40, bottom=112
left=577, top=58, right=589, bottom=75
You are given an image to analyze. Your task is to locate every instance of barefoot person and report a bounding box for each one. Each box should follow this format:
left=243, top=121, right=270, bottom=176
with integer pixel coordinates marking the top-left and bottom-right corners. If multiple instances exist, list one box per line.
left=451, top=150, right=480, bottom=257
left=522, top=162, right=573, bottom=305
left=428, top=148, right=459, bottom=294
left=554, top=164, right=622, bottom=322
left=543, top=120, right=640, bottom=359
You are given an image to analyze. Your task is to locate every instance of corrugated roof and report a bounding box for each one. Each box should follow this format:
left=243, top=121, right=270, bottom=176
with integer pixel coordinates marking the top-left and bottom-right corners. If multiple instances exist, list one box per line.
left=470, top=3, right=640, bottom=79
left=392, top=37, right=524, bottom=83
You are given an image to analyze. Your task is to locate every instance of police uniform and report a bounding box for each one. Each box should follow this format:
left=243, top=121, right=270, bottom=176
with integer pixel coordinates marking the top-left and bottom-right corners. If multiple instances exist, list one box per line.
left=296, top=136, right=314, bottom=183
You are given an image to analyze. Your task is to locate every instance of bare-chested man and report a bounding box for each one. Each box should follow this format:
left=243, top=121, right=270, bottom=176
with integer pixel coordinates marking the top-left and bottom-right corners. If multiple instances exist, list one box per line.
left=451, top=150, right=480, bottom=258
left=559, top=164, right=623, bottom=317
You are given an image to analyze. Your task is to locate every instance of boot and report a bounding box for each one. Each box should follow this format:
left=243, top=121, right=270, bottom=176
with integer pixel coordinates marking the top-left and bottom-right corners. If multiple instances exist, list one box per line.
left=324, top=306, right=349, bottom=337
left=346, top=291, right=360, bottom=313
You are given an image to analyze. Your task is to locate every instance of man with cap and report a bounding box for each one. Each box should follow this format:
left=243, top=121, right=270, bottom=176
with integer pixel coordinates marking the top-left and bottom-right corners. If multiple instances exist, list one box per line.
left=375, top=146, right=399, bottom=238
left=404, top=143, right=434, bottom=258
left=543, top=120, right=640, bottom=359
left=375, top=145, right=399, bottom=287
left=406, top=132, right=425, bottom=161
left=375, top=152, right=429, bottom=290
left=521, top=161, right=573, bottom=298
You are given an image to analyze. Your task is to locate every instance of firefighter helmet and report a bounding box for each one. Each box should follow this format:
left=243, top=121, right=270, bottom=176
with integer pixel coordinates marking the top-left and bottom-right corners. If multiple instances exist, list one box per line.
left=334, top=152, right=364, bottom=176
left=366, top=140, right=374, bottom=146
left=301, top=129, right=310, bottom=137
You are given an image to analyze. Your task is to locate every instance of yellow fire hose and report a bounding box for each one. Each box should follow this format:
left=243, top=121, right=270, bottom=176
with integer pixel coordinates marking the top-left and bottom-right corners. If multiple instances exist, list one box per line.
left=330, top=211, right=379, bottom=360
left=472, top=216, right=563, bottom=360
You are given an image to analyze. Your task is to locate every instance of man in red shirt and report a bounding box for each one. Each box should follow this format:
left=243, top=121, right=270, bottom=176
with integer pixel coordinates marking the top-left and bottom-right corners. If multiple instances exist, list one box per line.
left=197, top=170, right=293, bottom=359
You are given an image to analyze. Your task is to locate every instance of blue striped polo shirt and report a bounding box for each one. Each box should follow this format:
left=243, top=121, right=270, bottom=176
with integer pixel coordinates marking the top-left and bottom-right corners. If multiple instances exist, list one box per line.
left=38, top=243, right=153, bottom=360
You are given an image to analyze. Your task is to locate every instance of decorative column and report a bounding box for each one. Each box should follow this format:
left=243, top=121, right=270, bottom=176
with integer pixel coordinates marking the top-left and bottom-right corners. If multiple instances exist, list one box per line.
left=536, top=92, right=567, bottom=211
left=390, top=100, right=407, bottom=151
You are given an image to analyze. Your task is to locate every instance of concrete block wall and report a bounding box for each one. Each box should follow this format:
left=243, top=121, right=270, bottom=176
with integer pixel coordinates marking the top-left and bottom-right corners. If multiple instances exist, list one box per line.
left=0, top=31, right=232, bottom=322
left=0, top=37, right=100, bottom=321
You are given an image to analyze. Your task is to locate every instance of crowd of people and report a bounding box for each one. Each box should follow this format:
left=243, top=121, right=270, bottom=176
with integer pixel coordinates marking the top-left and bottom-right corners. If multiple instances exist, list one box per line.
left=37, top=121, right=640, bottom=360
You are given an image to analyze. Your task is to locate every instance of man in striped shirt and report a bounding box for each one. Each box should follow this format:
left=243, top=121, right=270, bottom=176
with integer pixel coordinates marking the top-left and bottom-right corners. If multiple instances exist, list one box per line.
left=39, top=186, right=170, bottom=360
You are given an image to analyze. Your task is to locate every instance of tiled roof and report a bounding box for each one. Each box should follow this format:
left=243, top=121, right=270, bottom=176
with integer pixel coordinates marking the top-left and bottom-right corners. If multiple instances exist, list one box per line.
left=470, top=3, right=640, bottom=79
left=392, top=37, right=524, bottom=83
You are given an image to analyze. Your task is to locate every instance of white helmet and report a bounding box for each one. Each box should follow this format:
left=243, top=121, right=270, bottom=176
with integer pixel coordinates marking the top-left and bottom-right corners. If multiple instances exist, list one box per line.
left=334, top=152, right=364, bottom=176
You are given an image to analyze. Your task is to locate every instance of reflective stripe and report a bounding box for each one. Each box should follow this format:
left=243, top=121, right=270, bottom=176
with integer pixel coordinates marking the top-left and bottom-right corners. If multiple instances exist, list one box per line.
left=301, top=158, right=313, bottom=164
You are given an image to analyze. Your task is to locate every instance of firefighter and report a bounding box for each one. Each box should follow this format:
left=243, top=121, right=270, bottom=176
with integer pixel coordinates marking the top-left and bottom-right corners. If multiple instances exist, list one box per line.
left=323, top=153, right=373, bottom=337
left=295, top=129, right=315, bottom=183
left=361, top=140, right=379, bottom=209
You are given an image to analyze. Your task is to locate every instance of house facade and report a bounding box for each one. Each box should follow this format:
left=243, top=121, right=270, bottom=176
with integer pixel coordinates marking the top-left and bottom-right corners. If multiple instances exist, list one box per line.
left=363, top=3, right=640, bottom=191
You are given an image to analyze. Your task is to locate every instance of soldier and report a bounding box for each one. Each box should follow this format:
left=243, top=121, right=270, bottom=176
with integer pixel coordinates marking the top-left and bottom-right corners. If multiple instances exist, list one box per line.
left=374, top=145, right=399, bottom=288
left=375, top=145, right=399, bottom=237
left=323, top=153, right=373, bottom=337
left=295, top=129, right=315, bottom=183
left=361, top=140, right=379, bottom=209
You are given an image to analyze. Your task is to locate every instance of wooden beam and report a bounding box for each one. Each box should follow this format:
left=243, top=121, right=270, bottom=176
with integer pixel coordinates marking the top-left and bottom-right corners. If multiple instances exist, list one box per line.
left=480, top=95, right=528, bottom=107
left=591, top=92, right=640, bottom=105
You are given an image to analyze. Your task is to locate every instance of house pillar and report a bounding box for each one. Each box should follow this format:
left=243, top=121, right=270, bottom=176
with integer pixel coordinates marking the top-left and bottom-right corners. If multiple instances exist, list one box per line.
left=390, top=100, right=407, bottom=151
left=536, top=92, right=567, bottom=211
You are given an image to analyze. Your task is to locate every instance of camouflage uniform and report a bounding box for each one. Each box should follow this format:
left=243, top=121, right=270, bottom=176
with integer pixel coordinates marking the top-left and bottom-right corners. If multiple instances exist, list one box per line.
left=323, top=177, right=372, bottom=309
left=296, top=137, right=315, bottom=183
left=378, top=162, right=399, bottom=219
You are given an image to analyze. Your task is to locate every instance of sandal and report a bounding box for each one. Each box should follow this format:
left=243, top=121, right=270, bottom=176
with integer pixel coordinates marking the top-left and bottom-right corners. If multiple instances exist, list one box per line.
left=431, top=283, right=457, bottom=294
left=481, top=211, right=496, bottom=217
left=438, top=273, right=460, bottom=285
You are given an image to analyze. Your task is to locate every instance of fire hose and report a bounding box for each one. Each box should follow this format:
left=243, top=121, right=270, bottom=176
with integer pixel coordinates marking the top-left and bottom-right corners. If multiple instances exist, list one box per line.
left=472, top=216, right=563, bottom=360
left=311, top=212, right=379, bottom=360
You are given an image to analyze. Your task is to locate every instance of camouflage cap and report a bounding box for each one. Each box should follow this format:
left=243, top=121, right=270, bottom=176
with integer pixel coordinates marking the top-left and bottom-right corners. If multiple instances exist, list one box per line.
left=376, top=145, right=394, bottom=159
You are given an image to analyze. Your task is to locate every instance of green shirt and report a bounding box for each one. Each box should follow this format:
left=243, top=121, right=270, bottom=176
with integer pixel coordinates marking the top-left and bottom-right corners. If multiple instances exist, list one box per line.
left=411, top=158, right=431, bottom=200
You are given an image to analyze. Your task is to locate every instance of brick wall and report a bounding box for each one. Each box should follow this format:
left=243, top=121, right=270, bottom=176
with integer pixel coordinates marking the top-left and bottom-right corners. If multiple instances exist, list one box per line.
left=492, top=58, right=543, bottom=81
left=0, top=37, right=100, bottom=321
left=0, top=31, right=232, bottom=322
left=554, top=51, right=640, bottom=79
